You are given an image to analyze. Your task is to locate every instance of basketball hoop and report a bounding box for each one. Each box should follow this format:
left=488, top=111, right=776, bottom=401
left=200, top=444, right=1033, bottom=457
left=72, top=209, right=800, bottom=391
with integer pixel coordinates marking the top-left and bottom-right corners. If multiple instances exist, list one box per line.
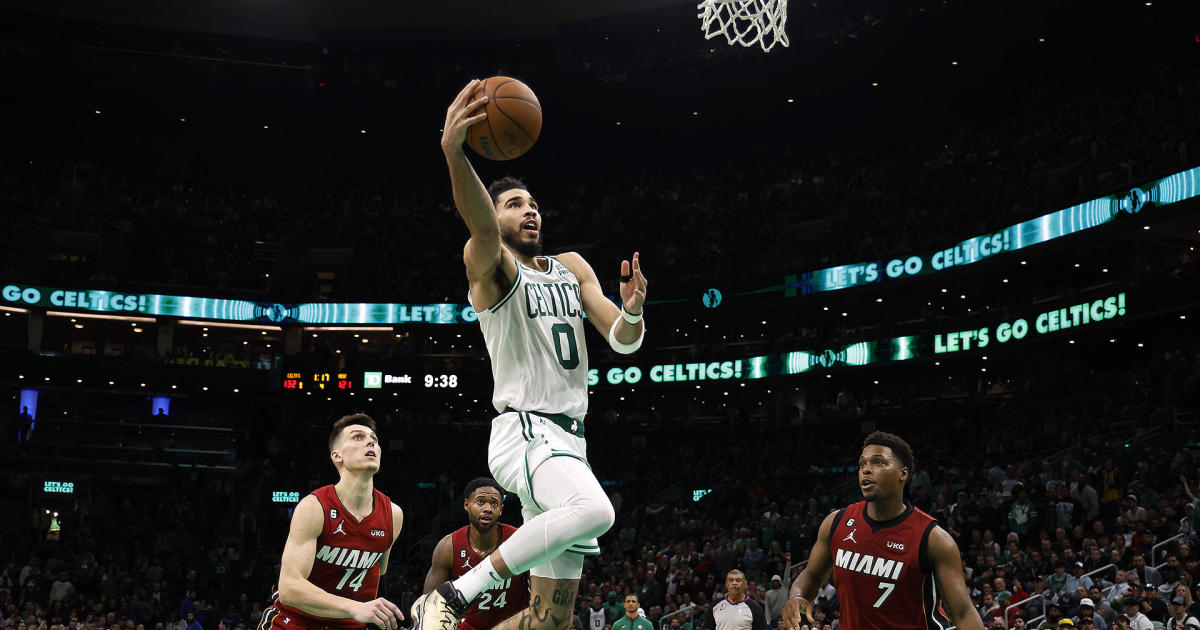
left=698, top=0, right=789, bottom=53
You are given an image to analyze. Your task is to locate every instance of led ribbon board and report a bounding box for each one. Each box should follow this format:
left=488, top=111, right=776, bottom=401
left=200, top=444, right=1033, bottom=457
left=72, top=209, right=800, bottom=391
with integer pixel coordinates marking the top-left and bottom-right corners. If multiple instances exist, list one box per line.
left=1, top=285, right=477, bottom=325
left=272, top=491, right=301, bottom=504
left=591, top=292, right=1130, bottom=384
left=5, top=167, right=1194, bottom=320
left=787, top=166, right=1200, bottom=295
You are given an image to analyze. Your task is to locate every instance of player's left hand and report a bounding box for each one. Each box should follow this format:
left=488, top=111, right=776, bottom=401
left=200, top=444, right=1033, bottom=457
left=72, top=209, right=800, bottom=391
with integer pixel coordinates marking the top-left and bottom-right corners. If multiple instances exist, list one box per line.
left=619, top=252, right=648, bottom=315
left=781, top=596, right=814, bottom=630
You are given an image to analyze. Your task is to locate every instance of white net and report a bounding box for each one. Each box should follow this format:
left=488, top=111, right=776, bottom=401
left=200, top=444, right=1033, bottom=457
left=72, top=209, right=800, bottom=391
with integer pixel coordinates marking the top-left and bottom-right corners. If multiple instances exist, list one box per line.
left=697, top=0, right=790, bottom=53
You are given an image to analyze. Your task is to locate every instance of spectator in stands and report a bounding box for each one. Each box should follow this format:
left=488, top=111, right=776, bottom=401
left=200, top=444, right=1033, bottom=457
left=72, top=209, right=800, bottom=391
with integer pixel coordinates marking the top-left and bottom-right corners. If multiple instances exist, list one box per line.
left=1089, top=586, right=1116, bottom=623
left=1124, top=497, right=1148, bottom=527
left=1038, top=604, right=1065, bottom=630
left=763, top=575, right=787, bottom=628
left=48, top=574, right=71, bottom=603
left=1054, top=485, right=1085, bottom=531
left=1165, top=556, right=1184, bottom=587
left=1122, top=595, right=1153, bottom=630
left=588, top=595, right=611, bottom=630
left=1075, top=598, right=1107, bottom=630
left=1112, top=571, right=1133, bottom=600
left=1012, top=484, right=1041, bottom=537
left=1189, top=584, right=1200, bottom=619
left=1131, top=556, right=1162, bottom=588
left=978, top=592, right=1000, bottom=625
left=1139, top=584, right=1168, bottom=623
left=1072, top=473, right=1101, bottom=524
left=1165, top=597, right=1200, bottom=630
left=1050, top=562, right=1071, bottom=599
left=742, top=541, right=765, bottom=582
left=1066, top=563, right=1094, bottom=593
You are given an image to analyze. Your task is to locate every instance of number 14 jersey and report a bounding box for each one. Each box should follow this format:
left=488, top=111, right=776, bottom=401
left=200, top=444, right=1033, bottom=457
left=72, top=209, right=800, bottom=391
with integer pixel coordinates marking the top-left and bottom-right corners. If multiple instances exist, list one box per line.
left=475, top=256, right=588, bottom=422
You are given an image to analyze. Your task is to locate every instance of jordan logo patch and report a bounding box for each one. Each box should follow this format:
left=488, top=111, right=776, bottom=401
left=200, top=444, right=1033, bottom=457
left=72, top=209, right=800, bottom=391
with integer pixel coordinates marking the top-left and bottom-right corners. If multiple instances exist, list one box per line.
left=843, top=528, right=858, bottom=544
left=334, top=521, right=347, bottom=536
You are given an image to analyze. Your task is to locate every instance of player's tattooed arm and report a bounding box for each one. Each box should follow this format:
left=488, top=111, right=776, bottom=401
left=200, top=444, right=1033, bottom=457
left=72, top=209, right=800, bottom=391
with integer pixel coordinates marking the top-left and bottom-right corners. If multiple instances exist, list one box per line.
left=422, top=534, right=455, bottom=594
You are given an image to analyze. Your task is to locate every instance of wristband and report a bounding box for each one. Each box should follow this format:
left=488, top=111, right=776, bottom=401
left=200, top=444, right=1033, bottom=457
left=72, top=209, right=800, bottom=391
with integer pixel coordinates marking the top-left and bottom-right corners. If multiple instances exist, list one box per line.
left=608, top=315, right=645, bottom=354
left=621, top=306, right=643, bottom=325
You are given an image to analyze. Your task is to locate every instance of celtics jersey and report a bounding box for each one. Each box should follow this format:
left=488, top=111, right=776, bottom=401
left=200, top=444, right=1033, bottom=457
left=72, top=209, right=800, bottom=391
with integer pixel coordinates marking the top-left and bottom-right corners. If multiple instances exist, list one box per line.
left=475, top=256, right=589, bottom=422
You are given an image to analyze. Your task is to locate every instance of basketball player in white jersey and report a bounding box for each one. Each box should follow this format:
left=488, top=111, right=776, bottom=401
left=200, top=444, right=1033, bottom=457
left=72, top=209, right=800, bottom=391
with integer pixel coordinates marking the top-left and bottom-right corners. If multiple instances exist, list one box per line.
left=411, top=79, right=648, bottom=630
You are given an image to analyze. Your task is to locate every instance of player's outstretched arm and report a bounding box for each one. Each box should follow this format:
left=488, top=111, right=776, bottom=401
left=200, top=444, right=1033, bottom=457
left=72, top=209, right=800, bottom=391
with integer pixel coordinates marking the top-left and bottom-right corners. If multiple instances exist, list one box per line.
left=421, top=535, right=455, bottom=594
left=781, top=512, right=837, bottom=630
left=556, top=252, right=647, bottom=348
left=441, top=79, right=515, bottom=290
left=278, top=496, right=405, bottom=629
left=379, top=503, right=405, bottom=575
left=929, top=527, right=985, bottom=630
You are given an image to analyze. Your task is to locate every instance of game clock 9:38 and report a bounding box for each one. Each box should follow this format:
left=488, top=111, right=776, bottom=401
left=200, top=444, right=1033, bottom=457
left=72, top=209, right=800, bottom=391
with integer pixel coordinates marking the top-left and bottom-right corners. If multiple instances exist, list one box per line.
left=424, top=374, right=459, bottom=388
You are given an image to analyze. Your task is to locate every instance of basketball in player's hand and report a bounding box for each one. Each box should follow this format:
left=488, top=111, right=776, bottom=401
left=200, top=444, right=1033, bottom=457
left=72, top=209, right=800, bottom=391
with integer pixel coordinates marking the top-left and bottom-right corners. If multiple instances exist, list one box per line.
left=465, top=76, right=542, bottom=161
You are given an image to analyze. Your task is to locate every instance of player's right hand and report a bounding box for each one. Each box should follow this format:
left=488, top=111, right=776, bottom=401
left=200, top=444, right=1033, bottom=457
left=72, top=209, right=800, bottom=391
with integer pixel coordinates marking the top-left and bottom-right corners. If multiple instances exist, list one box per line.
left=441, top=79, right=488, bottom=154
left=780, top=596, right=814, bottom=630
left=350, top=598, right=405, bottom=630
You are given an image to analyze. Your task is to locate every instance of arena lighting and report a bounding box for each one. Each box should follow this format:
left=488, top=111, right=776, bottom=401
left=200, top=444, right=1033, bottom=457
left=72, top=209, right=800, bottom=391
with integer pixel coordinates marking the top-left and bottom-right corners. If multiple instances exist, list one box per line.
left=177, top=320, right=279, bottom=331
left=0, top=305, right=28, bottom=314
left=300, top=326, right=394, bottom=332
left=793, top=165, right=1200, bottom=296
left=590, top=292, right=1130, bottom=385
left=45, top=310, right=155, bottom=323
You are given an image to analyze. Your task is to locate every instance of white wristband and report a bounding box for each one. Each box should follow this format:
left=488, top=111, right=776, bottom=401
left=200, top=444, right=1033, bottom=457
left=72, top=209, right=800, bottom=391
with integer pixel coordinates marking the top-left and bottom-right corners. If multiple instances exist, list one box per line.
left=621, top=306, right=643, bottom=325
left=608, top=314, right=645, bottom=354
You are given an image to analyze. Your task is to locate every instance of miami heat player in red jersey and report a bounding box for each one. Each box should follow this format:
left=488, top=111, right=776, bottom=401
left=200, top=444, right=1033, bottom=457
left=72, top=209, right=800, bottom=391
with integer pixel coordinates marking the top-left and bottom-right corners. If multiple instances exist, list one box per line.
left=424, top=479, right=529, bottom=630
left=264, top=415, right=406, bottom=630
left=782, top=432, right=983, bottom=630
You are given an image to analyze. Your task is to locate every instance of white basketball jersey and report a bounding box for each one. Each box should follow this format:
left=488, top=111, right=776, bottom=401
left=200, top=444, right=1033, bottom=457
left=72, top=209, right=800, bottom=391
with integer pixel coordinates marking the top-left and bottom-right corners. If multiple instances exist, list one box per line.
left=474, top=256, right=589, bottom=422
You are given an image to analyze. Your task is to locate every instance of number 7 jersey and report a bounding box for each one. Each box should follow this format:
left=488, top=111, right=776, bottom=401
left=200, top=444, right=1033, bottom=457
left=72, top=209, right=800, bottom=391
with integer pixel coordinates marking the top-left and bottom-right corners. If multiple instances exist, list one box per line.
left=475, top=256, right=589, bottom=422
left=827, top=502, right=952, bottom=630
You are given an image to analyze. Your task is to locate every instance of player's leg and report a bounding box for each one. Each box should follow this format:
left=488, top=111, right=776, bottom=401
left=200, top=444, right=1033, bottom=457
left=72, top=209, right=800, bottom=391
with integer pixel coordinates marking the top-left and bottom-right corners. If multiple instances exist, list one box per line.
left=413, top=428, right=612, bottom=630
left=490, top=576, right=579, bottom=630
left=457, top=455, right=612, bottom=599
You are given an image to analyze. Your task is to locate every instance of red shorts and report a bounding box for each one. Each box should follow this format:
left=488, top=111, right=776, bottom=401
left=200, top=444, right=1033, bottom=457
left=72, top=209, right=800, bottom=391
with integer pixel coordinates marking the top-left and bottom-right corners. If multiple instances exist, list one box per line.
left=259, top=605, right=363, bottom=630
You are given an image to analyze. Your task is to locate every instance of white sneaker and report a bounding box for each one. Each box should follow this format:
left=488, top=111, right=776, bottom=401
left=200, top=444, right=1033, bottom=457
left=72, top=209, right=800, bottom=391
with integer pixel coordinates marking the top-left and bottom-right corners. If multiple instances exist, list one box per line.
left=411, top=583, right=466, bottom=630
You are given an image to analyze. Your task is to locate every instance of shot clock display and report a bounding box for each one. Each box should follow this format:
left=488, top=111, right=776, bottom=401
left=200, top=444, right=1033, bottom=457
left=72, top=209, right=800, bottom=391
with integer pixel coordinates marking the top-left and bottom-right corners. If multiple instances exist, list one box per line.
left=424, top=374, right=458, bottom=388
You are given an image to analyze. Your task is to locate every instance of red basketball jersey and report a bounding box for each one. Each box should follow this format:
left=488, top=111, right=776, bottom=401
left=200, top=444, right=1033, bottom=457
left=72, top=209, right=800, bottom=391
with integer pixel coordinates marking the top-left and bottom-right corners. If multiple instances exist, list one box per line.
left=827, top=502, right=951, bottom=630
left=275, top=485, right=395, bottom=629
left=451, top=524, right=529, bottom=630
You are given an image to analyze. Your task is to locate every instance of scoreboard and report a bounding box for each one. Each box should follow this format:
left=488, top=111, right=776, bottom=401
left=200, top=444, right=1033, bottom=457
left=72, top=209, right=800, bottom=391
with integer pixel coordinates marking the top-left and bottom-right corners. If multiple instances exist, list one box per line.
left=282, top=372, right=354, bottom=391
left=280, top=370, right=463, bottom=393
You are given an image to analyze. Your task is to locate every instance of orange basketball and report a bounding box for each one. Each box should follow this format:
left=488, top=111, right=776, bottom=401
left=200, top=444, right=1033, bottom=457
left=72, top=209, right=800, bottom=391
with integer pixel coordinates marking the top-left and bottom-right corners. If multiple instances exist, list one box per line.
left=466, top=76, right=542, bottom=161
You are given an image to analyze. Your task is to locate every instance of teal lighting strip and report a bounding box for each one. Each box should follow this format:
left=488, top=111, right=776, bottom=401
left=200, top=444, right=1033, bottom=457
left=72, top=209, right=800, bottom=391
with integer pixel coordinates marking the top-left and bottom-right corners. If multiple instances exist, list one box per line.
left=2, top=284, right=477, bottom=325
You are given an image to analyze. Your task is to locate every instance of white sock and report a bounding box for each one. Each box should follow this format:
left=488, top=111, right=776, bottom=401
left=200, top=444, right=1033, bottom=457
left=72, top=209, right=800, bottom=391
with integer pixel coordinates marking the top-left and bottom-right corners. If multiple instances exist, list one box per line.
left=451, top=556, right=504, bottom=603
